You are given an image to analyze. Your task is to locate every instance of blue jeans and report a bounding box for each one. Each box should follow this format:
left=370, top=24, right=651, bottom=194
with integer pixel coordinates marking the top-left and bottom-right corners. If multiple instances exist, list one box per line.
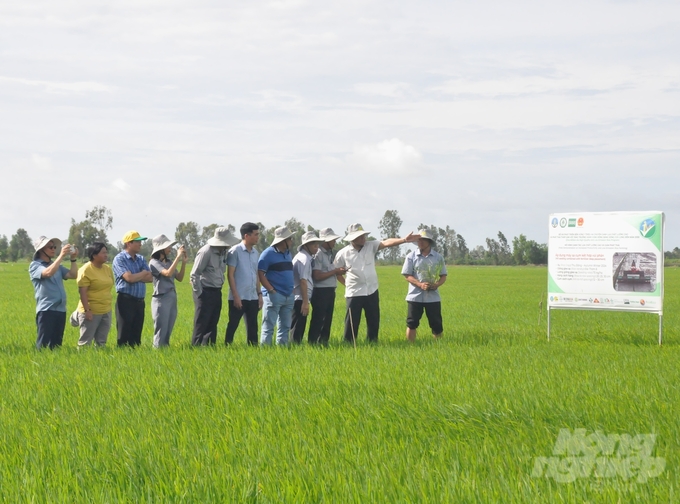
left=260, top=291, right=294, bottom=345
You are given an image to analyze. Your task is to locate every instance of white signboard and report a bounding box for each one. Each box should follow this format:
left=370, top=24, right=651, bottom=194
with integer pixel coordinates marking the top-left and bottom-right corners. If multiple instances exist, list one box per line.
left=548, top=211, right=664, bottom=313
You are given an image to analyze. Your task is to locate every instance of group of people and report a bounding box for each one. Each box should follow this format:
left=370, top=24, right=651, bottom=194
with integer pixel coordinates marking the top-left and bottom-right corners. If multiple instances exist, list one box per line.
left=28, top=222, right=448, bottom=349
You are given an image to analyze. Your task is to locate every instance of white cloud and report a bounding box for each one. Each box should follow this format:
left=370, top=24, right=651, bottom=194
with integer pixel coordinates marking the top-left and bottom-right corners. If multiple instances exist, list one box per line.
left=113, top=179, right=130, bottom=192
left=353, top=82, right=410, bottom=98
left=349, top=138, right=423, bottom=175
left=0, top=76, right=115, bottom=94
left=31, top=154, right=52, bottom=171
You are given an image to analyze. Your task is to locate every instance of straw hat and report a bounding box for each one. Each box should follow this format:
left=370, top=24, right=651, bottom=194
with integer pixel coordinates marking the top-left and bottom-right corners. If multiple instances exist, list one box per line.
left=208, top=227, right=240, bottom=247
left=343, top=223, right=370, bottom=242
left=151, top=234, right=177, bottom=256
left=271, top=226, right=295, bottom=246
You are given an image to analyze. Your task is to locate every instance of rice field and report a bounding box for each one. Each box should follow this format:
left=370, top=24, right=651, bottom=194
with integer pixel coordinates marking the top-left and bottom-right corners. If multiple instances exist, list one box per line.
left=0, top=263, right=678, bottom=502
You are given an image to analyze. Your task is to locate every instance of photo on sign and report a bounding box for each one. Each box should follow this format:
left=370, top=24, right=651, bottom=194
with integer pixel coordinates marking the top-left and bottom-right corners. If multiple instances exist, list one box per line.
left=612, top=252, right=657, bottom=293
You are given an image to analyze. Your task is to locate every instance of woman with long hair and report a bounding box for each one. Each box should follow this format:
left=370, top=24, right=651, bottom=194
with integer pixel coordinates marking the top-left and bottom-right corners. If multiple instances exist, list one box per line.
left=149, top=234, right=187, bottom=347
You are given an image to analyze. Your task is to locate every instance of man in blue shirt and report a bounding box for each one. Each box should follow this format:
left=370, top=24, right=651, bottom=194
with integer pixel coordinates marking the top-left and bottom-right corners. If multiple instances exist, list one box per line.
left=401, top=229, right=448, bottom=341
left=29, top=236, right=79, bottom=349
left=258, top=226, right=295, bottom=345
left=112, top=231, right=152, bottom=347
left=225, top=222, right=262, bottom=346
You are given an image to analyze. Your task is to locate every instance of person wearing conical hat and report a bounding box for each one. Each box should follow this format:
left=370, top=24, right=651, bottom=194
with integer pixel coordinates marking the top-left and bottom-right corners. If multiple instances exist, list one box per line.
left=290, top=231, right=324, bottom=344
left=258, top=226, right=295, bottom=345
left=112, top=231, right=152, bottom=347
left=402, top=228, right=447, bottom=342
left=333, top=223, right=418, bottom=343
left=29, top=236, right=79, bottom=349
left=190, top=227, right=240, bottom=346
left=308, top=228, right=346, bottom=345
left=149, top=234, right=187, bottom=348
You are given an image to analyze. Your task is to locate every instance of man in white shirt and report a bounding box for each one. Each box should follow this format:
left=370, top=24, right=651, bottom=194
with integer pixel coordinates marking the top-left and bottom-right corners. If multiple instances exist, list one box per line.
left=333, top=223, right=417, bottom=343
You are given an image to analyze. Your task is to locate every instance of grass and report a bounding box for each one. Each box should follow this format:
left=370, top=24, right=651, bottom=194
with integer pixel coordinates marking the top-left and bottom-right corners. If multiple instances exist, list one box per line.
left=0, top=263, right=678, bottom=502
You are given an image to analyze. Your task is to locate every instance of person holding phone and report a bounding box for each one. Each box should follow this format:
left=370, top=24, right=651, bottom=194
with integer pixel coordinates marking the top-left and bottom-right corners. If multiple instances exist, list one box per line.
left=29, top=236, right=79, bottom=349
left=149, top=234, right=187, bottom=348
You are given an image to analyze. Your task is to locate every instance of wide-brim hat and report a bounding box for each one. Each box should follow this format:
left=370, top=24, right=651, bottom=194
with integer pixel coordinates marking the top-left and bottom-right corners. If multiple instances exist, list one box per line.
left=208, top=227, right=240, bottom=247
left=297, top=231, right=323, bottom=252
left=319, top=228, right=342, bottom=242
left=271, top=226, right=294, bottom=246
left=33, top=236, right=62, bottom=260
left=122, top=230, right=147, bottom=243
left=417, top=229, right=435, bottom=242
left=343, top=223, right=370, bottom=242
left=151, top=234, right=177, bottom=256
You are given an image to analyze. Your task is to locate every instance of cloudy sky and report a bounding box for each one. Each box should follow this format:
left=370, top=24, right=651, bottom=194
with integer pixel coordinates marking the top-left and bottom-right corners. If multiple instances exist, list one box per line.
left=1, top=0, right=679, bottom=251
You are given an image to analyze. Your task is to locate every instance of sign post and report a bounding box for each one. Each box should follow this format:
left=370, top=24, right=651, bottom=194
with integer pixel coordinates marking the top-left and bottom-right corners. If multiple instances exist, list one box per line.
left=547, top=211, right=665, bottom=344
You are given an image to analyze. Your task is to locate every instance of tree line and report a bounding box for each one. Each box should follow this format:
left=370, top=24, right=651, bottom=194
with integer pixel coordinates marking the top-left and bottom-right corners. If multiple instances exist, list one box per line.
left=0, top=207, right=557, bottom=266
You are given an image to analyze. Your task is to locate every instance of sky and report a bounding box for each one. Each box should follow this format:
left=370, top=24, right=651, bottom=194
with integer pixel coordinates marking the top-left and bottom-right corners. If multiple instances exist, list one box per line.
left=1, top=0, right=679, bottom=251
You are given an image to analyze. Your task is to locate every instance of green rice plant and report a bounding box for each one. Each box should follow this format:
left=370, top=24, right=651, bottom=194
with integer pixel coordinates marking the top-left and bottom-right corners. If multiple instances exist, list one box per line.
left=0, top=265, right=677, bottom=502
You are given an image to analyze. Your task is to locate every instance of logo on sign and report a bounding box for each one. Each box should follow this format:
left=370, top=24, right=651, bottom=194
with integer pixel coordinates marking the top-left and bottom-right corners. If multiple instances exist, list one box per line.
left=551, top=217, right=558, bottom=228
left=577, top=217, right=584, bottom=227
left=639, top=219, right=656, bottom=238
left=560, top=218, right=567, bottom=228
left=640, top=299, right=646, bottom=306
left=568, top=218, right=577, bottom=227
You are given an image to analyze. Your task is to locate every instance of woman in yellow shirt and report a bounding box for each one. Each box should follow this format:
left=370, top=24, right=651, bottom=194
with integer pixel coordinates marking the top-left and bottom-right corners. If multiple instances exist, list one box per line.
left=72, top=242, right=115, bottom=346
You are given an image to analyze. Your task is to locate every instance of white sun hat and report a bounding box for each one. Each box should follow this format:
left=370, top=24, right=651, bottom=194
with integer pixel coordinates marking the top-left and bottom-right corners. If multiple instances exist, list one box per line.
left=318, top=228, right=342, bottom=242
left=271, top=226, right=295, bottom=246
left=297, top=231, right=323, bottom=252
left=208, top=227, right=240, bottom=247
left=33, top=236, right=62, bottom=260
left=343, top=223, right=370, bottom=242
left=151, top=234, right=178, bottom=256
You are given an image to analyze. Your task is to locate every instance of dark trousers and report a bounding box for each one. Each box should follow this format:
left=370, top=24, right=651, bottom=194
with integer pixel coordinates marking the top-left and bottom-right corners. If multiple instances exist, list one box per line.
left=308, top=287, right=336, bottom=345
left=406, top=301, right=443, bottom=334
left=344, top=290, right=380, bottom=343
left=290, top=299, right=308, bottom=344
left=192, top=288, right=222, bottom=346
left=36, top=310, right=66, bottom=350
left=116, top=293, right=145, bottom=347
left=225, top=299, right=259, bottom=346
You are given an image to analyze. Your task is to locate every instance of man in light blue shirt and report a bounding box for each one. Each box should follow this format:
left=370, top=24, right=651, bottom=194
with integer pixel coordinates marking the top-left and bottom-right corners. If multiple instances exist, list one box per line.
left=29, top=236, right=79, bottom=349
left=401, top=229, right=448, bottom=342
left=226, top=222, right=262, bottom=346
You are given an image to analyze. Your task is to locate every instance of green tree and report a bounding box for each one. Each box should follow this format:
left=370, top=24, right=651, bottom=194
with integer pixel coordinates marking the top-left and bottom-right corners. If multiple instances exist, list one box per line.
left=175, top=222, right=202, bottom=259
left=284, top=217, right=307, bottom=252
left=379, top=210, right=403, bottom=263
left=9, top=228, right=33, bottom=261
left=256, top=222, right=274, bottom=252
left=0, top=235, right=8, bottom=261
left=485, top=236, right=500, bottom=265
left=200, top=224, right=225, bottom=246
left=512, top=234, right=548, bottom=265
left=68, top=206, right=113, bottom=259
left=497, top=232, right=512, bottom=265
left=512, top=234, right=529, bottom=265
left=456, top=234, right=469, bottom=264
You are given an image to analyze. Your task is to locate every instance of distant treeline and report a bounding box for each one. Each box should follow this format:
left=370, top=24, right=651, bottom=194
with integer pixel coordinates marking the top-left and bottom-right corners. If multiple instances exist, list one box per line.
left=19, top=206, right=680, bottom=267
